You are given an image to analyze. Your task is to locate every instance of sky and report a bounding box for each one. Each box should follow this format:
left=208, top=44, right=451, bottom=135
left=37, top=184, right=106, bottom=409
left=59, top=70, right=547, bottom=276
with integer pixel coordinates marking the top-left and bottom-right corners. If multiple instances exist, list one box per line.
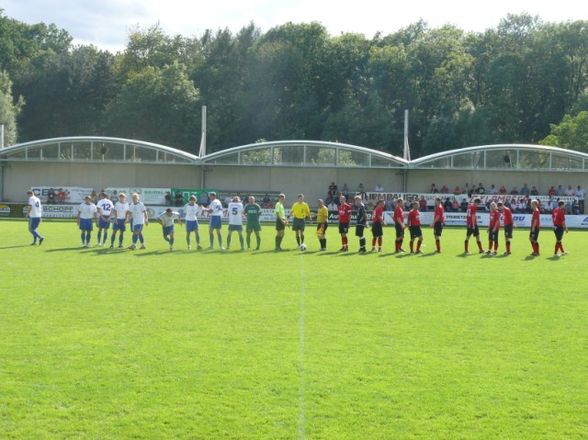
left=2, top=0, right=587, bottom=52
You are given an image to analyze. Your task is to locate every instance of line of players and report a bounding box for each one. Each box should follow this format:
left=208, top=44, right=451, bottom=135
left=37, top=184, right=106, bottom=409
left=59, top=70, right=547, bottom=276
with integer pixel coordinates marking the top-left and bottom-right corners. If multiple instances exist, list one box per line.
left=26, top=190, right=569, bottom=256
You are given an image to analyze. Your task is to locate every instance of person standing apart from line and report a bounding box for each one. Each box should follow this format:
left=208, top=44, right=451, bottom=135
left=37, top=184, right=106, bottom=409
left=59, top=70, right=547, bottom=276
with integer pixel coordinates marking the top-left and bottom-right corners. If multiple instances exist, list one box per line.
left=393, top=198, right=406, bottom=253
left=183, top=195, right=202, bottom=250
left=371, top=199, right=385, bottom=253
left=205, top=192, right=224, bottom=250
left=77, top=195, right=98, bottom=248
left=497, top=201, right=513, bottom=255
left=552, top=200, right=568, bottom=256
left=354, top=195, right=367, bottom=253
left=244, top=196, right=262, bottom=250
left=158, top=208, right=181, bottom=251
left=290, top=194, right=311, bottom=249
left=408, top=201, right=423, bottom=254
left=274, top=193, right=288, bottom=251
left=487, top=202, right=500, bottom=256
left=337, top=195, right=352, bottom=252
left=464, top=197, right=484, bottom=254
left=226, top=196, right=245, bottom=251
left=529, top=199, right=541, bottom=257
left=96, top=192, right=114, bottom=247
left=316, top=198, right=329, bottom=251
left=26, top=190, right=44, bottom=245
left=110, top=193, right=129, bottom=248
left=126, top=192, right=148, bottom=250
left=431, top=197, right=445, bottom=253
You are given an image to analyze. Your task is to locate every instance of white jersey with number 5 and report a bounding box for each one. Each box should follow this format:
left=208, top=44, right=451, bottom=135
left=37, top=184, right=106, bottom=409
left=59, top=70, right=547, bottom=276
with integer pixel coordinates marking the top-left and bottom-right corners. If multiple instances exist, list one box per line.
left=228, top=202, right=244, bottom=225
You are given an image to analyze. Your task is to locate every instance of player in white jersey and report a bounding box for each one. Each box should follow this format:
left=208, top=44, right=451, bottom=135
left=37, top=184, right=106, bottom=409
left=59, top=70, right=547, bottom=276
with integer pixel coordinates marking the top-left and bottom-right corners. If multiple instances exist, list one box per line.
left=96, top=192, right=114, bottom=246
left=204, top=191, right=224, bottom=250
left=158, top=208, right=181, bottom=251
left=77, top=195, right=98, bottom=247
left=226, top=196, right=245, bottom=250
left=183, top=195, right=202, bottom=250
left=126, top=193, right=148, bottom=250
left=110, top=193, right=129, bottom=248
left=26, top=190, right=44, bottom=245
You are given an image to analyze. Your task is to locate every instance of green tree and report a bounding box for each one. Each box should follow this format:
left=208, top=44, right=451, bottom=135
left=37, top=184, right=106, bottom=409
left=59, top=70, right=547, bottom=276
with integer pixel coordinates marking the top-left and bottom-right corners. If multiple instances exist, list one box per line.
left=0, top=70, right=23, bottom=145
left=540, top=111, right=588, bottom=151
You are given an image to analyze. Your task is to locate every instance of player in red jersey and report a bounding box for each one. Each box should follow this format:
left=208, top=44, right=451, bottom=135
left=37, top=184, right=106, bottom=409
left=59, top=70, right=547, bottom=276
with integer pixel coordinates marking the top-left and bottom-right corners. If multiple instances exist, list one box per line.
left=431, top=197, right=445, bottom=253
left=529, top=199, right=541, bottom=256
left=393, top=198, right=406, bottom=253
left=338, top=195, right=352, bottom=251
left=408, top=201, right=423, bottom=254
left=371, top=199, right=385, bottom=252
left=487, top=202, right=500, bottom=255
left=497, top=201, right=514, bottom=255
left=551, top=200, right=568, bottom=256
left=464, top=197, right=484, bottom=254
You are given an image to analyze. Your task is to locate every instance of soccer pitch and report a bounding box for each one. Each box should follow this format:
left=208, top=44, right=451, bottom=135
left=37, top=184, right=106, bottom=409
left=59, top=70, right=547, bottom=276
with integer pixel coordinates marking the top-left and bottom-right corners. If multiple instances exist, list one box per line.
left=1, top=220, right=586, bottom=439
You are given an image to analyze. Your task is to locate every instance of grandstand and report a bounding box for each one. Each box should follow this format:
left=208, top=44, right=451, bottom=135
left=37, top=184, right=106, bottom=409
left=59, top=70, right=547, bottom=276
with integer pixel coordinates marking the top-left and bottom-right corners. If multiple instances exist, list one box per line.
left=1, top=136, right=587, bottom=209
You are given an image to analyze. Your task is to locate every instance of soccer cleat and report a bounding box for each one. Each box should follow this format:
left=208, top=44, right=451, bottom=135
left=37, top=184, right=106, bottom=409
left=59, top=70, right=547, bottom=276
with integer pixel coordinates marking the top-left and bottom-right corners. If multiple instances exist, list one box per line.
left=320, top=247, right=326, bottom=251
left=197, top=245, right=203, bottom=250
left=169, top=246, right=173, bottom=251
left=371, top=247, right=376, bottom=253
left=128, top=245, right=136, bottom=250
left=491, top=252, right=497, bottom=256
left=109, top=244, right=114, bottom=249
left=561, top=252, right=568, bottom=256
left=339, top=247, right=346, bottom=252
left=30, top=242, right=37, bottom=246
left=140, top=245, right=146, bottom=249
left=187, top=245, right=192, bottom=250
left=38, top=238, right=44, bottom=246
left=415, top=250, right=422, bottom=254
left=358, top=248, right=366, bottom=254
left=118, top=245, right=123, bottom=249
left=207, top=246, right=214, bottom=250
left=463, top=251, right=469, bottom=255
left=479, top=250, right=485, bottom=254
left=503, top=251, right=511, bottom=255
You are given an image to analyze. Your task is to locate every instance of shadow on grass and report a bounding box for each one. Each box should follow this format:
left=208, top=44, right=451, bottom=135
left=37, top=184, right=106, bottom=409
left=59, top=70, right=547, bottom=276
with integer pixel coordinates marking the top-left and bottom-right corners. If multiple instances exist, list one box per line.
left=0, top=245, right=34, bottom=250
left=45, top=246, right=88, bottom=252
left=317, top=251, right=340, bottom=256
left=546, top=255, right=561, bottom=261
left=524, top=255, right=538, bottom=261
left=419, top=252, right=438, bottom=257
left=133, top=250, right=169, bottom=257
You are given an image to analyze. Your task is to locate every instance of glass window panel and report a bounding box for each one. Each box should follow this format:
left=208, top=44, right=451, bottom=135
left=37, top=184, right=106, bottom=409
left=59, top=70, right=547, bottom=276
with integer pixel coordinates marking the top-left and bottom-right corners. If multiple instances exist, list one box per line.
left=213, top=153, right=239, bottom=164
left=519, top=150, right=549, bottom=169
left=134, top=146, right=157, bottom=162
left=371, top=156, right=394, bottom=167
left=26, top=146, right=41, bottom=159
left=337, top=149, right=369, bottom=167
left=484, top=150, right=516, bottom=168
left=60, top=143, right=73, bottom=160
left=422, top=157, right=451, bottom=168
left=551, top=153, right=583, bottom=170
left=5, top=149, right=25, bottom=159
left=73, top=142, right=92, bottom=160
left=452, top=153, right=472, bottom=168
left=305, top=146, right=335, bottom=166
left=40, top=144, right=59, bottom=159
left=274, top=146, right=304, bottom=165
left=242, top=148, right=273, bottom=165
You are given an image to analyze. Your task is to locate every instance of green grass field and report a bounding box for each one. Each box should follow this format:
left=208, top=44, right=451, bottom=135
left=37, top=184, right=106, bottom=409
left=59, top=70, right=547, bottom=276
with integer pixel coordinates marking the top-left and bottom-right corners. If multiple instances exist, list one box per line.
left=1, top=219, right=587, bottom=439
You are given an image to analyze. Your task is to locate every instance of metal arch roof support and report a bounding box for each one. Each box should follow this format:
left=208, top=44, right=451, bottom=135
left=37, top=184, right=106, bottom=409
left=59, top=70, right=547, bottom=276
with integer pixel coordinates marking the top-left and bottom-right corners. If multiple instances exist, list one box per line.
left=410, top=143, right=588, bottom=169
left=0, top=136, right=201, bottom=163
left=202, top=140, right=408, bottom=167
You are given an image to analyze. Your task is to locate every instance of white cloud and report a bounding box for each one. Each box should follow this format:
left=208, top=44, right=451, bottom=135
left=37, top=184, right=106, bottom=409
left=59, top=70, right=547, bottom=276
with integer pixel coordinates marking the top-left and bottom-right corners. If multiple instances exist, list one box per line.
left=3, top=0, right=586, bottom=52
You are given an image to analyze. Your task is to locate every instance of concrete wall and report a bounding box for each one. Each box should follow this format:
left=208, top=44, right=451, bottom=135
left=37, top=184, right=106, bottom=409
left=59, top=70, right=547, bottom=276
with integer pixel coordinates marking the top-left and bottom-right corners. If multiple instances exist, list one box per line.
left=2, top=162, right=200, bottom=202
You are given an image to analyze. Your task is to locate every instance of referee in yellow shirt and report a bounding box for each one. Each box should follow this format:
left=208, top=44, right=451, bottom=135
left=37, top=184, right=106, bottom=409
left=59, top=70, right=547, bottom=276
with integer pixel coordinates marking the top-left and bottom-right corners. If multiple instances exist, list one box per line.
left=290, top=193, right=311, bottom=248
left=316, top=198, right=329, bottom=251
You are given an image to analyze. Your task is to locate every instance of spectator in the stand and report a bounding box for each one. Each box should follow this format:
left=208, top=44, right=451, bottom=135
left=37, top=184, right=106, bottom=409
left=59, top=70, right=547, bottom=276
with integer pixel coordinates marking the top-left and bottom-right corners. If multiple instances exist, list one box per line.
left=530, top=186, right=539, bottom=196
left=510, top=187, right=519, bottom=195
left=164, top=191, right=172, bottom=206
left=477, top=183, right=486, bottom=194
left=374, top=183, right=384, bottom=192
left=262, top=193, right=271, bottom=207
left=328, top=181, right=338, bottom=197
left=174, top=191, right=184, bottom=207
left=557, top=185, right=565, bottom=196
left=453, top=185, right=462, bottom=195
left=47, top=188, right=56, bottom=204
left=575, top=185, right=585, bottom=213
left=520, top=183, right=530, bottom=196
left=451, top=198, right=460, bottom=212
left=548, top=186, right=556, bottom=197
left=430, top=183, right=438, bottom=193
left=357, top=183, right=367, bottom=200
left=198, top=192, right=210, bottom=207
left=341, top=183, right=350, bottom=199
left=499, top=185, right=507, bottom=195
left=327, top=199, right=338, bottom=211
left=572, top=199, right=580, bottom=215
left=385, top=198, right=395, bottom=212
left=90, top=190, right=97, bottom=203
left=419, top=196, right=427, bottom=212
left=488, top=184, right=497, bottom=195
left=565, top=185, right=575, bottom=196
left=440, top=184, right=448, bottom=193
left=465, top=183, right=472, bottom=197
left=443, top=197, right=452, bottom=212
left=460, top=198, right=468, bottom=212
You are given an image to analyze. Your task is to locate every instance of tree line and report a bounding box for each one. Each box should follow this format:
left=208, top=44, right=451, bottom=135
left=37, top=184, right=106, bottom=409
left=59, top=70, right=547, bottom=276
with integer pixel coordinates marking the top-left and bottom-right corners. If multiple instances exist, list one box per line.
left=0, top=10, right=587, bottom=155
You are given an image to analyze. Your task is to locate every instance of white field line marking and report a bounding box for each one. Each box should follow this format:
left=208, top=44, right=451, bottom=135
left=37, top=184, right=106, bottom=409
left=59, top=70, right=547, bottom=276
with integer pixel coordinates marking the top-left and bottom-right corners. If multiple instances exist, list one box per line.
left=297, top=254, right=306, bottom=440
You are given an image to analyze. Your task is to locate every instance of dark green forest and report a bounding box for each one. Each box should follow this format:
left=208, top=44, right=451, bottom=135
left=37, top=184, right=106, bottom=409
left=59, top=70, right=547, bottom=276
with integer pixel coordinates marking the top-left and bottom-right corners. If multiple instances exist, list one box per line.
left=0, top=10, right=587, bottom=156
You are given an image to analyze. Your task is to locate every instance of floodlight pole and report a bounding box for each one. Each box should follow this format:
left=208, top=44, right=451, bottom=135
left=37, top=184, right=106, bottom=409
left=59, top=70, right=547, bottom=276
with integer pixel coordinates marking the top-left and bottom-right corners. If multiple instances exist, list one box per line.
left=0, top=124, right=4, bottom=149
left=403, top=110, right=410, bottom=161
left=199, top=106, right=207, bottom=188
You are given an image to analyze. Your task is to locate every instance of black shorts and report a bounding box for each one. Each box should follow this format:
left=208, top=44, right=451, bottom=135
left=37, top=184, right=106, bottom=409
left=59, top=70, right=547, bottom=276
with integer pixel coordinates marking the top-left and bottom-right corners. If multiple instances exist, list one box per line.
left=409, top=226, right=422, bottom=239
left=529, top=228, right=540, bottom=242
left=316, top=222, right=328, bottom=235
left=371, top=222, right=383, bottom=237
left=488, top=229, right=499, bottom=242
left=553, top=226, right=564, bottom=241
left=395, top=223, right=404, bottom=238
left=292, top=218, right=305, bottom=231
left=355, top=225, right=365, bottom=237
left=275, top=218, right=285, bottom=231
left=504, top=224, right=513, bottom=239
left=433, top=221, right=443, bottom=236
left=338, top=222, right=350, bottom=234
left=466, top=225, right=480, bottom=237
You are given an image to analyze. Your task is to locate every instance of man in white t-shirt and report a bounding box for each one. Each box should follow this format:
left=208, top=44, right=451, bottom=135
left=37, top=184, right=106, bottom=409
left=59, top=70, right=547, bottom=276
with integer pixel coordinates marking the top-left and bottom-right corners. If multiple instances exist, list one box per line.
left=126, top=193, right=148, bottom=250
left=226, top=196, right=245, bottom=251
left=183, top=195, right=202, bottom=250
left=110, top=193, right=130, bottom=248
left=96, top=192, right=114, bottom=246
left=576, top=185, right=585, bottom=213
left=77, top=195, right=98, bottom=247
left=26, top=190, right=44, bottom=245
left=204, top=191, right=224, bottom=250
